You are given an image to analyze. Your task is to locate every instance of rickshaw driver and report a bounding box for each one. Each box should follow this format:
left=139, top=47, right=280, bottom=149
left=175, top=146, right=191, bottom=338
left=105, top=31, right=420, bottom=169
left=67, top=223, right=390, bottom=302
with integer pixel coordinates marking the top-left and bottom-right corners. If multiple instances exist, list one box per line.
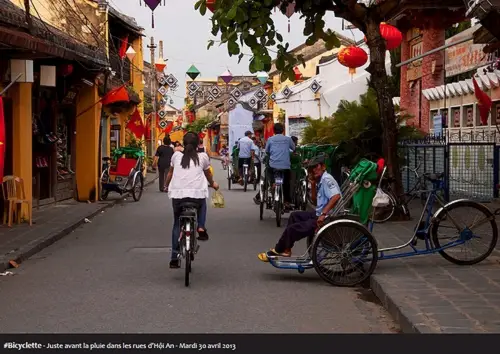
left=258, top=155, right=341, bottom=261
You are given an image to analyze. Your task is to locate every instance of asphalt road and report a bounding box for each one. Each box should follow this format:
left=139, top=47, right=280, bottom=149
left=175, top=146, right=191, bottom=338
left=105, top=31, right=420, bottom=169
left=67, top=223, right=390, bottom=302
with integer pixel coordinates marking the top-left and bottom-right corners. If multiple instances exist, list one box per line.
left=0, top=163, right=397, bottom=333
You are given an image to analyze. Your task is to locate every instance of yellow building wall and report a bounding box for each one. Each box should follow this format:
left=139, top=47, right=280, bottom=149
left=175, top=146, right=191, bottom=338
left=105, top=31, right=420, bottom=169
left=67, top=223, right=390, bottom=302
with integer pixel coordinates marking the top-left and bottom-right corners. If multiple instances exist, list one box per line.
left=76, top=85, right=100, bottom=202
left=10, top=0, right=103, bottom=47
left=10, top=83, right=33, bottom=217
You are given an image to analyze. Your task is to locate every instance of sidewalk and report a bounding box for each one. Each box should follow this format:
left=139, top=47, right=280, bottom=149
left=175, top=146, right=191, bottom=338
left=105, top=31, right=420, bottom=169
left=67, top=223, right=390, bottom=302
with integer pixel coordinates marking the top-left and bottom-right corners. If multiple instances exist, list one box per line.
left=0, top=172, right=158, bottom=273
left=370, top=202, right=500, bottom=333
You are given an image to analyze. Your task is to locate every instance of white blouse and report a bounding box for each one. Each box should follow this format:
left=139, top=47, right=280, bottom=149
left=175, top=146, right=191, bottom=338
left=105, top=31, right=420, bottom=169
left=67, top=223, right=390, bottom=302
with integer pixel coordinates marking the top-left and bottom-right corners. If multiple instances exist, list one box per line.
left=168, top=152, right=210, bottom=200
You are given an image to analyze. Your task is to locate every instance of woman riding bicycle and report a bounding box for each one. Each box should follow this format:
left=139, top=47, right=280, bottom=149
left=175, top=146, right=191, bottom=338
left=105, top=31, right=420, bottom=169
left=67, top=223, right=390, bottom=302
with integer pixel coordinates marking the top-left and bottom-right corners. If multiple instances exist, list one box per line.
left=165, top=132, right=219, bottom=269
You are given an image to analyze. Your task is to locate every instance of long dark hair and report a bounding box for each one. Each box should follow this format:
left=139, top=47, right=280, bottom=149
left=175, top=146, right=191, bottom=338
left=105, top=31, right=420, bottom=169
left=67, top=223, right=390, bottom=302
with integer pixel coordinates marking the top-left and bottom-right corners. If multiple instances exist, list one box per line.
left=181, top=132, right=200, bottom=169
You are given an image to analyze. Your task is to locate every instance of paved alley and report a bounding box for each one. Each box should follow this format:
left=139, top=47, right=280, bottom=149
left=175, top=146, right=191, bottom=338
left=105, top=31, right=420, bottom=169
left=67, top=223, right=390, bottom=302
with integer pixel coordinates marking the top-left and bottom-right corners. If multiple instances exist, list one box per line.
left=0, top=165, right=396, bottom=333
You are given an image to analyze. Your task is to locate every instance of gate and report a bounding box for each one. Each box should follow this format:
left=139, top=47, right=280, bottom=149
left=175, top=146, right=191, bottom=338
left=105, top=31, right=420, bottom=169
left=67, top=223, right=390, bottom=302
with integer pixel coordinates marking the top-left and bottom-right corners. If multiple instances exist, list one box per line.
left=399, top=133, right=498, bottom=202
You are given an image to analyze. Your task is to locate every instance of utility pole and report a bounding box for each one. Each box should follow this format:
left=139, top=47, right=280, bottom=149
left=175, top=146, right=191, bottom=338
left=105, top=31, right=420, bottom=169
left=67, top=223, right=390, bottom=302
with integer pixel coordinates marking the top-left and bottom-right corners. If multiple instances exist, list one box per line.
left=147, top=36, right=157, bottom=157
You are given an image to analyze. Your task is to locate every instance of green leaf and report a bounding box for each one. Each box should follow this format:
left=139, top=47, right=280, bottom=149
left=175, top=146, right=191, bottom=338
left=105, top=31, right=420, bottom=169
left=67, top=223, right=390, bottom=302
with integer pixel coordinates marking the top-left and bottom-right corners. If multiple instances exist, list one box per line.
left=207, top=40, right=215, bottom=50
left=264, top=0, right=273, bottom=6
left=276, top=33, right=283, bottom=42
left=194, top=0, right=203, bottom=11
left=227, top=6, right=237, bottom=20
left=228, top=41, right=240, bottom=55
left=200, top=2, right=207, bottom=16
left=305, top=36, right=316, bottom=46
left=253, top=56, right=264, bottom=71
left=238, top=53, right=245, bottom=63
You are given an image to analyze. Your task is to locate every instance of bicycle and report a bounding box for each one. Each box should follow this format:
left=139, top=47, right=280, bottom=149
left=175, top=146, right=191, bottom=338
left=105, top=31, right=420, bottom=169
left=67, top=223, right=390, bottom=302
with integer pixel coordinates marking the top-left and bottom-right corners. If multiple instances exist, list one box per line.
left=243, top=160, right=250, bottom=192
left=258, top=167, right=285, bottom=227
left=177, top=202, right=200, bottom=287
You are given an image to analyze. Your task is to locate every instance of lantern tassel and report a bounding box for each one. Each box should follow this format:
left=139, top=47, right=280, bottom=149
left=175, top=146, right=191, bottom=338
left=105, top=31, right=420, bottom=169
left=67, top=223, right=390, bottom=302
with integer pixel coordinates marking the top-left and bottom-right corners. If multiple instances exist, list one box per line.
left=349, top=67, right=356, bottom=82
left=152, top=11, right=154, bottom=28
left=288, top=19, right=290, bottom=33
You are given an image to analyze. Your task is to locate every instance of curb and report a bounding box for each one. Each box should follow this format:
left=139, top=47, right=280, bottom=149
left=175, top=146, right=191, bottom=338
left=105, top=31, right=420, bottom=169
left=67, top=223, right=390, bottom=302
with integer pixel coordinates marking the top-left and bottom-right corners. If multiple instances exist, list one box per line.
left=370, top=275, right=425, bottom=333
left=0, top=176, right=158, bottom=273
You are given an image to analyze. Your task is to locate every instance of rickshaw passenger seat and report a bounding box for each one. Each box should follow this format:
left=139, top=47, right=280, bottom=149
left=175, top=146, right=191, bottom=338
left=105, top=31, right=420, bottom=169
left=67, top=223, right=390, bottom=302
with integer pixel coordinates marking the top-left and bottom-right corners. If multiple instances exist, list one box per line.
left=109, top=158, right=137, bottom=176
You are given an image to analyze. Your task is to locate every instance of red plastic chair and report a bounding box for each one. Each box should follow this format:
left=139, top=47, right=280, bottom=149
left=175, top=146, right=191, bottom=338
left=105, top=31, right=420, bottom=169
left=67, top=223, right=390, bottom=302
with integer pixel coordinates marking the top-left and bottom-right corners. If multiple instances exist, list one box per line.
left=109, top=158, right=137, bottom=177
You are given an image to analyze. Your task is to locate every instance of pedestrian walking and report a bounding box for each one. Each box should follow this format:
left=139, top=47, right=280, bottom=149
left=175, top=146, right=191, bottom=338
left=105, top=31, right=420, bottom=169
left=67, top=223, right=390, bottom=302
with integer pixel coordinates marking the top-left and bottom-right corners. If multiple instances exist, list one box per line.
left=153, top=136, right=174, bottom=192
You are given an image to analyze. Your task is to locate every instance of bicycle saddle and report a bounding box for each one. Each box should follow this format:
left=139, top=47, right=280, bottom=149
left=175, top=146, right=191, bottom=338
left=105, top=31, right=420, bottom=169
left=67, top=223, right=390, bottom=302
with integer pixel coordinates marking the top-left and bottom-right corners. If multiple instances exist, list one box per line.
left=423, top=172, right=445, bottom=182
left=180, top=202, right=200, bottom=210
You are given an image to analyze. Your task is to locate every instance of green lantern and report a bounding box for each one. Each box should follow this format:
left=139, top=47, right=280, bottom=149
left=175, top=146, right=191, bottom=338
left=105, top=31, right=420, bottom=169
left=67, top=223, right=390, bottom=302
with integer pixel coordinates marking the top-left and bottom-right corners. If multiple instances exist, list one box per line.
left=186, top=65, right=200, bottom=80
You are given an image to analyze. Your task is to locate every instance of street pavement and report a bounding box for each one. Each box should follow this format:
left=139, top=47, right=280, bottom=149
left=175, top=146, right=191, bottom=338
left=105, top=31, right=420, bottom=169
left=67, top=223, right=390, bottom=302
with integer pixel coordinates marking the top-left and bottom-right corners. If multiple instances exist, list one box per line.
left=0, top=163, right=397, bottom=333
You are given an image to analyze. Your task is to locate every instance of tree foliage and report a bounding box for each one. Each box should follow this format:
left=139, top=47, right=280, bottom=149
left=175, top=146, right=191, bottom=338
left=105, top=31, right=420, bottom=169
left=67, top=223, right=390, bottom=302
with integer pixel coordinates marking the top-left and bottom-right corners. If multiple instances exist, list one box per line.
left=196, top=0, right=407, bottom=197
left=184, top=115, right=215, bottom=133
left=302, top=89, right=423, bottom=167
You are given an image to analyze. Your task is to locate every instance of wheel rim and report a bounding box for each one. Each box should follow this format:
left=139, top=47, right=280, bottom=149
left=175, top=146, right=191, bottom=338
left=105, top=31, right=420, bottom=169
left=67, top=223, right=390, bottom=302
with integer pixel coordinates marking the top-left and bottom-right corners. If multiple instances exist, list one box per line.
left=313, top=224, right=377, bottom=286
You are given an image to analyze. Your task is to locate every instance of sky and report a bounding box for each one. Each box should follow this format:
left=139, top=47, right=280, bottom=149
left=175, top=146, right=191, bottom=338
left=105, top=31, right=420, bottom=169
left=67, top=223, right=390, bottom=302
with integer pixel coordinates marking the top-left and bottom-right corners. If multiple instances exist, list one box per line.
left=110, top=0, right=363, bottom=108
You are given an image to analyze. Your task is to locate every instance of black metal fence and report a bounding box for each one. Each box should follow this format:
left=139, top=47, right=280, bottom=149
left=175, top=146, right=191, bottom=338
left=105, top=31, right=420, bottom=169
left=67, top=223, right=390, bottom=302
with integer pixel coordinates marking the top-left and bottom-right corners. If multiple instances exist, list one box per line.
left=399, top=131, right=499, bottom=202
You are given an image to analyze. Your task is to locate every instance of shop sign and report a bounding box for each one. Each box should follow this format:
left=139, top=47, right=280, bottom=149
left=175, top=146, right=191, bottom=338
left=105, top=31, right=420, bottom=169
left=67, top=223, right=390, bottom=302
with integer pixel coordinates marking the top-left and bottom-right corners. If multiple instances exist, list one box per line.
left=445, top=25, right=495, bottom=77
left=407, top=36, right=423, bottom=81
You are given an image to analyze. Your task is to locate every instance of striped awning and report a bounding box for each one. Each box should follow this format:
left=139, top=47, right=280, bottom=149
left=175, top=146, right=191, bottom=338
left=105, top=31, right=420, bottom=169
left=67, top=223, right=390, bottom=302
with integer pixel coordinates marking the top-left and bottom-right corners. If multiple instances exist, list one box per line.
left=422, top=70, right=500, bottom=101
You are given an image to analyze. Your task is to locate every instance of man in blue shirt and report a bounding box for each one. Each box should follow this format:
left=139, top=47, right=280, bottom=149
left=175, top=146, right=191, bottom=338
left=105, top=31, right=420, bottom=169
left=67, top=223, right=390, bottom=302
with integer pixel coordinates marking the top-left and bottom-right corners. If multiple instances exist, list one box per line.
left=258, top=155, right=341, bottom=260
left=237, top=131, right=254, bottom=184
left=253, top=123, right=295, bottom=207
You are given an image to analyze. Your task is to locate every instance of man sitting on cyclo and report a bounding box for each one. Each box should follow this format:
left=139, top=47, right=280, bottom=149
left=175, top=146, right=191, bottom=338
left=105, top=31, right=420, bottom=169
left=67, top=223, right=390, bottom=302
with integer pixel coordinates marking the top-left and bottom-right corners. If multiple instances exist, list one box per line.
left=258, top=155, right=341, bottom=260
left=253, top=123, right=295, bottom=209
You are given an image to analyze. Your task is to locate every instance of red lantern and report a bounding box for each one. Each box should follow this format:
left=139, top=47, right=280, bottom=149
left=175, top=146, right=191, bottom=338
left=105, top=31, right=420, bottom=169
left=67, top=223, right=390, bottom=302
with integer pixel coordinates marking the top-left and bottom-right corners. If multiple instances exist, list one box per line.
left=207, top=0, right=216, bottom=12
left=293, top=67, right=303, bottom=81
left=338, top=46, right=368, bottom=76
left=363, top=23, right=402, bottom=50
left=380, top=23, right=402, bottom=50
left=199, top=132, right=206, bottom=140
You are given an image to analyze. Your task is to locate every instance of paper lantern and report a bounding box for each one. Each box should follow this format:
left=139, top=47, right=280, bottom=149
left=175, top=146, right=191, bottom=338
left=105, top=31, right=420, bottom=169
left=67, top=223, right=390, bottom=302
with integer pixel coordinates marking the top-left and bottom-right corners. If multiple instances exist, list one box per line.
left=363, top=23, right=402, bottom=51
left=186, top=64, right=200, bottom=80
left=125, top=46, right=136, bottom=61
left=199, top=132, right=206, bottom=139
left=155, top=57, right=167, bottom=73
left=220, top=70, right=233, bottom=84
left=380, top=23, right=402, bottom=50
left=256, top=71, right=269, bottom=84
left=338, top=46, right=368, bottom=75
left=207, top=0, right=216, bottom=12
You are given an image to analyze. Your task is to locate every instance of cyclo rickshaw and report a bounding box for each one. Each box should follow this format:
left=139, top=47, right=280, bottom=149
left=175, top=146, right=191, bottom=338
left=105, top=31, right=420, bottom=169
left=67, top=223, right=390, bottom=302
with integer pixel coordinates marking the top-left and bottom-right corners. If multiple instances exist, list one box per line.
left=264, top=157, right=498, bottom=287
left=227, top=145, right=258, bottom=192
left=100, top=146, right=145, bottom=202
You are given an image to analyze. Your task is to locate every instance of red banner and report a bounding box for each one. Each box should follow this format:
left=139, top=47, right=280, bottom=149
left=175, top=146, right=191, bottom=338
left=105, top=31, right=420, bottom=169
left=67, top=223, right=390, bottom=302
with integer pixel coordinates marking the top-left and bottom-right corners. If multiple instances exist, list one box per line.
left=0, top=97, right=5, bottom=180
left=126, top=108, right=145, bottom=139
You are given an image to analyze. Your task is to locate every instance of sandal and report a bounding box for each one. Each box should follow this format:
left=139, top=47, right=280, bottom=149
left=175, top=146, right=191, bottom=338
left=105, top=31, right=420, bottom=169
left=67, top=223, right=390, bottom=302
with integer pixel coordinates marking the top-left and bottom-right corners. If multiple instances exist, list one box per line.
left=257, top=248, right=292, bottom=262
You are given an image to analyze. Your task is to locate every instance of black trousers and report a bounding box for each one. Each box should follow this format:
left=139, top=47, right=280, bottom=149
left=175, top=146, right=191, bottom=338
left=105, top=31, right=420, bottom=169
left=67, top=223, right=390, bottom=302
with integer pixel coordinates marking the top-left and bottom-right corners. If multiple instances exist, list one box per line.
left=158, top=167, right=169, bottom=191
left=275, top=211, right=317, bottom=253
left=255, top=167, right=291, bottom=203
left=238, top=157, right=252, bottom=178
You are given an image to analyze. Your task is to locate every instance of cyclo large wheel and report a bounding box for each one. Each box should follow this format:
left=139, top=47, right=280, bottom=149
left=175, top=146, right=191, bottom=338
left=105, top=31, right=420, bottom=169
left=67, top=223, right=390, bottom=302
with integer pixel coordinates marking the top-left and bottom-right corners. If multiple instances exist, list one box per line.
left=311, top=219, right=378, bottom=287
left=431, top=200, right=498, bottom=265
left=131, top=172, right=144, bottom=202
left=259, top=185, right=265, bottom=221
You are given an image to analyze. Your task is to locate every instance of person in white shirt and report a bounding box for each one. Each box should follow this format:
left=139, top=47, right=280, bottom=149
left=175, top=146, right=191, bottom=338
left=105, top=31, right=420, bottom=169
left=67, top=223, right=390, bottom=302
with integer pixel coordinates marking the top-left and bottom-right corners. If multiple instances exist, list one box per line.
left=165, top=132, right=219, bottom=269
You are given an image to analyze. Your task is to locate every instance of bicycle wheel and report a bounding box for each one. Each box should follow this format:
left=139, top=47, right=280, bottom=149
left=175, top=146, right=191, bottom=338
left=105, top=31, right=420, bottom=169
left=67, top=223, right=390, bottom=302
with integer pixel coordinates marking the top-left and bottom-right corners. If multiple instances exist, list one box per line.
left=131, top=172, right=144, bottom=202
left=371, top=190, right=396, bottom=223
left=244, top=171, right=248, bottom=192
left=431, top=200, right=498, bottom=265
left=311, top=220, right=378, bottom=287
left=227, top=168, right=232, bottom=190
left=275, top=186, right=282, bottom=227
left=185, top=251, right=191, bottom=287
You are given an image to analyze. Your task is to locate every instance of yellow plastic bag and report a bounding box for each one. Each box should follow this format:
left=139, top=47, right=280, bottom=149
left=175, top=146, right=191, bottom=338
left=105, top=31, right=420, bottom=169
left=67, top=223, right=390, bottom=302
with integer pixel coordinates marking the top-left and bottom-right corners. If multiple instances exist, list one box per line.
left=211, top=190, right=225, bottom=208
